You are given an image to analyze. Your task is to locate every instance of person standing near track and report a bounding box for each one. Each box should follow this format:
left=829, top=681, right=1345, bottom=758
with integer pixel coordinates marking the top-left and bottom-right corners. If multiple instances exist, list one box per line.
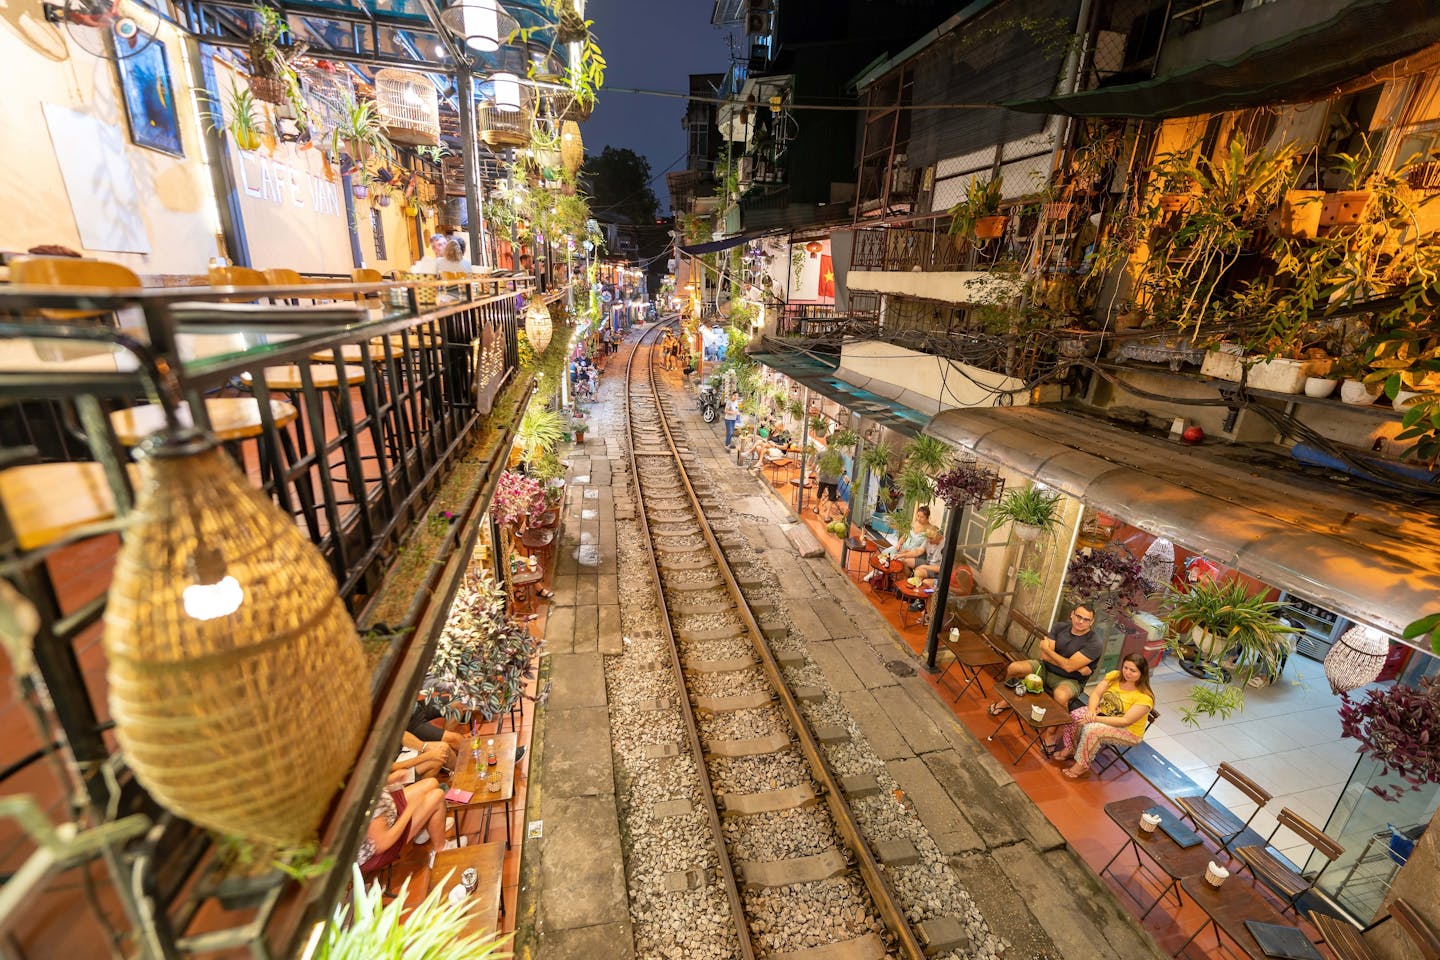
left=723, top=391, right=740, bottom=449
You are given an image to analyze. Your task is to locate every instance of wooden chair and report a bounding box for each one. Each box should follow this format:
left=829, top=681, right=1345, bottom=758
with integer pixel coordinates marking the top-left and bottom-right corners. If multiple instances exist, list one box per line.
left=208, top=264, right=268, bottom=287
left=1234, top=807, right=1343, bottom=914
left=1393, top=898, right=1440, bottom=960
left=9, top=256, right=140, bottom=360
left=1092, top=707, right=1160, bottom=775
left=1176, top=762, right=1273, bottom=853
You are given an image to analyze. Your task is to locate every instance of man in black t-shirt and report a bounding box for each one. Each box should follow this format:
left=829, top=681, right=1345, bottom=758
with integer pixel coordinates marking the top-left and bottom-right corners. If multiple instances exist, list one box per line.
left=988, top=602, right=1101, bottom=711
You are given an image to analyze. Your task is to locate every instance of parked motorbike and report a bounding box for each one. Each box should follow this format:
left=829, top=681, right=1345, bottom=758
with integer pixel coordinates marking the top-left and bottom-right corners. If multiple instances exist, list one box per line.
left=698, top=383, right=720, bottom=423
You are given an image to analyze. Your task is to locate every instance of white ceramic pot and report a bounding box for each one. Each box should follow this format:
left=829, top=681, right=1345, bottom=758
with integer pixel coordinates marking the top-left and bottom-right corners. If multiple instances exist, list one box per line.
left=1191, top=624, right=1227, bottom=659
left=1249, top=357, right=1308, bottom=393
left=1303, top=376, right=1338, bottom=398
left=1013, top=522, right=1044, bottom=542
left=1393, top=388, right=1424, bottom=412
left=1340, top=380, right=1377, bottom=405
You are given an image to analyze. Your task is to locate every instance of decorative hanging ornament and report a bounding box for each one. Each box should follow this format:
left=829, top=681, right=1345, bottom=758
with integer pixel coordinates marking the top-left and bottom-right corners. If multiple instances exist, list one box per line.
left=805, top=240, right=823, bottom=257
left=1323, top=624, right=1391, bottom=694
left=525, top=301, right=554, bottom=353
left=439, top=0, right=514, bottom=53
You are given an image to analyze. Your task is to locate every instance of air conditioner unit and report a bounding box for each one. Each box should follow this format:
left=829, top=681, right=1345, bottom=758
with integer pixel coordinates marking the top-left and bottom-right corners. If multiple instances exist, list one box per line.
left=746, top=11, right=772, bottom=35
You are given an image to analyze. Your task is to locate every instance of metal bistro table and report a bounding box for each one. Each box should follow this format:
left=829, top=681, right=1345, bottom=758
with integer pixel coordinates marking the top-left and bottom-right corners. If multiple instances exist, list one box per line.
left=985, top=682, right=1072, bottom=765
left=1175, top=874, right=1323, bottom=960
left=1101, top=796, right=1216, bottom=920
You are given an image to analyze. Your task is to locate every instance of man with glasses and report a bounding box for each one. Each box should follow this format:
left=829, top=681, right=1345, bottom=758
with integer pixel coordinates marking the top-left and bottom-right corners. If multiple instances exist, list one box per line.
left=988, top=601, right=1101, bottom=714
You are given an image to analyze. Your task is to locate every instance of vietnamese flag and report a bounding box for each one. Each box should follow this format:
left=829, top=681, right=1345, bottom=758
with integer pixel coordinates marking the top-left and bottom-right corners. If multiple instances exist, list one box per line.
left=818, top=253, right=835, bottom=299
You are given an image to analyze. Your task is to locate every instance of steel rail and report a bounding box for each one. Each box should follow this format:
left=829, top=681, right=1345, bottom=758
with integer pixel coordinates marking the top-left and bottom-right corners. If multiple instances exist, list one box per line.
left=634, top=327, right=929, bottom=960
left=622, top=318, right=756, bottom=960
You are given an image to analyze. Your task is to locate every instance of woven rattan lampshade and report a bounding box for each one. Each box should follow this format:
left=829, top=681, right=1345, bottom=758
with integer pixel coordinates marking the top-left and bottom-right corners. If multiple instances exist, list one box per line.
left=375, top=69, right=440, bottom=145
left=561, top=120, right=583, bottom=176
left=103, top=439, right=370, bottom=846
left=525, top=300, right=554, bottom=353
left=1324, top=624, right=1391, bottom=694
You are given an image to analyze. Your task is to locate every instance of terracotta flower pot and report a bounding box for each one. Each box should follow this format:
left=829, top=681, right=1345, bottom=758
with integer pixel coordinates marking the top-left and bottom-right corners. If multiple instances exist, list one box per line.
left=973, top=214, right=1008, bottom=240
left=1277, top=190, right=1325, bottom=239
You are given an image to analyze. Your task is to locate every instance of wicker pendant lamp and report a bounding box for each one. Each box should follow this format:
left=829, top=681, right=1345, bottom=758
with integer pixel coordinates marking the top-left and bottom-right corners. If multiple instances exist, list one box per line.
left=525, top=300, right=554, bottom=353
left=1323, top=624, right=1391, bottom=694
left=560, top=120, right=583, bottom=177
left=103, top=429, right=370, bottom=846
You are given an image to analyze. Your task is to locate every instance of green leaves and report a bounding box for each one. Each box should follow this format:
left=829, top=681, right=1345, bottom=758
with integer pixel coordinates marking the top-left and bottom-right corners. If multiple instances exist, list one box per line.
left=1403, top=612, right=1440, bottom=655
left=314, top=864, right=512, bottom=959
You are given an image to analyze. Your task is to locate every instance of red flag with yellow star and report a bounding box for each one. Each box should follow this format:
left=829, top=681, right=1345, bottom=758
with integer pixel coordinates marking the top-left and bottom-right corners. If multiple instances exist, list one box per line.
left=818, top=254, right=835, bottom=299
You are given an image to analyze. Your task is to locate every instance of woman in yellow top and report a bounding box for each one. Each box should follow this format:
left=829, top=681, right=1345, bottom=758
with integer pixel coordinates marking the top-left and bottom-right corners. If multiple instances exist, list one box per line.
left=1055, top=652, right=1154, bottom=779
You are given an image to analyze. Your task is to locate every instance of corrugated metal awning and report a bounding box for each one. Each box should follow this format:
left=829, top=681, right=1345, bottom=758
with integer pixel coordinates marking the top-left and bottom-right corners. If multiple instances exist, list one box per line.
left=925, top=405, right=1440, bottom=640
left=750, top=348, right=932, bottom=437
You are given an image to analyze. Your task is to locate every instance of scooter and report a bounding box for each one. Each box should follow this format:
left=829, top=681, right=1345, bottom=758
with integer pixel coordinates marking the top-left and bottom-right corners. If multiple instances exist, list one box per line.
left=698, top=383, right=720, bottom=423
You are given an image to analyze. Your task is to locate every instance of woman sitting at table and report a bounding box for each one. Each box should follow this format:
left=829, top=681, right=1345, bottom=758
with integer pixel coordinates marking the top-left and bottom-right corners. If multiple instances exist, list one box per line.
left=1055, top=652, right=1155, bottom=779
left=355, top=774, right=448, bottom=874
left=907, top=525, right=946, bottom=609
left=867, top=506, right=930, bottom=584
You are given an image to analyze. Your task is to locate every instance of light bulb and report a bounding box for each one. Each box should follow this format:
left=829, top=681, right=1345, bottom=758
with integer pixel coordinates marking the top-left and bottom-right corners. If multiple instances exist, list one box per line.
left=183, top=575, right=244, bottom=620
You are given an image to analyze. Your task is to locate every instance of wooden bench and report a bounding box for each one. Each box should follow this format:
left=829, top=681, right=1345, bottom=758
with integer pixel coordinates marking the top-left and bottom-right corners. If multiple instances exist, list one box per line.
left=1310, top=897, right=1440, bottom=960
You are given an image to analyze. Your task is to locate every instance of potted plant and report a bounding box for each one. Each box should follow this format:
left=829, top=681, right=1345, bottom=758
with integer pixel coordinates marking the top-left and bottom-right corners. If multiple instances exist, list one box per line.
left=207, top=82, right=264, bottom=152
left=933, top=460, right=1004, bottom=509
left=569, top=410, right=590, bottom=443
left=1064, top=544, right=1149, bottom=611
left=895, top=462, right=935, bottom=528
left=492, top=470, right=545, bottom=530
left=420, top=574, right=541, bottom=726
left=516, top=407, right=565, bottom=465
left=948, top=176, right=1006, bottom=243
left=1158, top=579, right=1297, bottom=721
left=1339, top=675, right=1440, bottom=801
left=314, top=865, right=511, bottom=958
left=827, top=427, right=859, bottom=450
left=1275, top=188, right=1325, bottom=239
left=986, top=485, right=1063, bottom=541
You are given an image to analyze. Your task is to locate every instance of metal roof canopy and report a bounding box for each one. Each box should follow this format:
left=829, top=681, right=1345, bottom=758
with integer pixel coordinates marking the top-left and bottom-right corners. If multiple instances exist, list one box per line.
left=924, top=405, right=1440, bottom=642
left=752, top=347, right=932, bottom=438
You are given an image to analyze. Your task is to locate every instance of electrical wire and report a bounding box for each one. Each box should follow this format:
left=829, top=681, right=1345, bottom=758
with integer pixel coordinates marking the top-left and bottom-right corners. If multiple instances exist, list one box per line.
left=604, top=85, right=996, bottom=112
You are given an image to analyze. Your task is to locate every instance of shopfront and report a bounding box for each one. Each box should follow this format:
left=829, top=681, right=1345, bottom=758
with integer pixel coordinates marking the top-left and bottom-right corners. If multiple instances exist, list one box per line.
left=925, top=403, right=1440, bottom=923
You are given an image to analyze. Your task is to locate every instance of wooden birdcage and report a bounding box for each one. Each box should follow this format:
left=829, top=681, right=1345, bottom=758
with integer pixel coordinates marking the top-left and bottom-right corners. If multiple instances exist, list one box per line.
left=374, top=69, right=440, bottom=145
left=479, top=98, right=532, bottom=149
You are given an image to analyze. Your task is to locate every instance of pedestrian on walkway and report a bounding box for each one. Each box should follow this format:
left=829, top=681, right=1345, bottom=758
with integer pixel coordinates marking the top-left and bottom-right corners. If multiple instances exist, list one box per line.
left=723, top=391, right=740, bottom=449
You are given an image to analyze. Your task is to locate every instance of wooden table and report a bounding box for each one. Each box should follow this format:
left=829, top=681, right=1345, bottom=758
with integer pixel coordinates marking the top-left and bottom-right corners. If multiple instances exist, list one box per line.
left=240, top=363, right=367, bottom=391
left=448, top=731, right=518, bottom=849
left=306, top=341, right=408, bottom=363
left=937, top=629, right=1004, bottom=702
left=896, top=577, right=937, bottom=627
left=763, top=456, right=795, bottom=485
left=787, top=476, right=815, bottom=507
left=1101, top=796, right=1215, bottom=921
left=429, top=842, right=506, bottom=934
left=519, top=527, right=555, bottom=567
left=985, top=682, right=1073, bottom=765
left=109, top=397, right=298, bottom=445
left=0, top=461, right=136, bottom=551
left=843, top=536, right=876, bottom=574
left=868, top=553, right=905, bottom=598
left=1175, top=874, right=1323, bottom=959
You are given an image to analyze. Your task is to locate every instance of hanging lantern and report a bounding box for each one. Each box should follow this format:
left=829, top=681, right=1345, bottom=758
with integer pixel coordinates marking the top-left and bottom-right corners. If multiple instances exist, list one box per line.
left=374, top=69, right=440, bottom=145
left=805, top=240, right=824, bottom=257
left=526, top=300, right=554, bottom=353
left=492, top=72, right=522, bottom=113
left=103, top=433, right=370, bottom=846
left=439, top=0, right=516, bottom=53
left=1140, top=537, right=1175, bottom=591
left=561, top=120, right=583, bottom=177
left=1324, top=624, right=1391, bottom=694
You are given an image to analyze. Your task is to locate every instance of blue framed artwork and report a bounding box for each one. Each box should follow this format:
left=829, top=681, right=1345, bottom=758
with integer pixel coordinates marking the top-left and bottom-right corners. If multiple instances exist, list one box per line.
left=116, top=38, right=184, bottom=158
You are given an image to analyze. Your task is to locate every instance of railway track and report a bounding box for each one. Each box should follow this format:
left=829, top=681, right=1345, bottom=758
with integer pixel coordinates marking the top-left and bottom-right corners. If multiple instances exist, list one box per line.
left=620, top=320, right=927, bottom=960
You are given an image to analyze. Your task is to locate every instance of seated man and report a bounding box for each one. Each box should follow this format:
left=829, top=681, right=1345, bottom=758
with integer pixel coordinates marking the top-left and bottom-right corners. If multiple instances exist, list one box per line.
left=355, top=774, right=447, bottom=873
left=907, top=524, right=945, bottom=609
left=988, top=602, right=1101, bottom=714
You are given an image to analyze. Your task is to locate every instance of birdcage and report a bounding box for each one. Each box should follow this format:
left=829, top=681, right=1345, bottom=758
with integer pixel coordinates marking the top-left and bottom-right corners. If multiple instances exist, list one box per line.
left=374, top=68, right=440, bottom=145
left=299, top=62, right=355, bottom=139
left=478, top=73, right=532, bottom=149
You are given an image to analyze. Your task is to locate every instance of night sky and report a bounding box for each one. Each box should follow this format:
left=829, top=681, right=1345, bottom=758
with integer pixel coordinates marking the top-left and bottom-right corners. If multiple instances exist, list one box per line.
left=582, top=0, right=738, bottom=214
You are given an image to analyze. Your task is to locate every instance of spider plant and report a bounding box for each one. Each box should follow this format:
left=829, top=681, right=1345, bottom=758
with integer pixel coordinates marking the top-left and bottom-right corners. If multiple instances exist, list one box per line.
left=896, top=462, right=936, bottom=528
left=313, top=864, right=511, bottom=959
left=902, top=434, right=952, bottom=473
left=516, top=407, right=565, bottom=464
left=986, top=485, right=1063, bottom=537
left=206, top=82, right=264, bottom=152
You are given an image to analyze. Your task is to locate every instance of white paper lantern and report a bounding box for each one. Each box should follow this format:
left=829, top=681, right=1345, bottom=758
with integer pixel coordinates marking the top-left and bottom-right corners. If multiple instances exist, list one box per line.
left=492, top=72, right=521, bottom=113
left=1323, top=624, right=1390, bottom=694
left=525, top=302, right=553, bottom=353
left=439, top=0, right=501, bottom=52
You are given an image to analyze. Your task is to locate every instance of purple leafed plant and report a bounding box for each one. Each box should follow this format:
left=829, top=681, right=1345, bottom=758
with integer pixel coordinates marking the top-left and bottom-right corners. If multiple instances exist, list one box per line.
left=934, top=463, right=1002, bottom=509
left=1339, top=675, right=1440, bottom=800
left=493, top=470, right=546, bottom=528
left=1065, top=545, right=1150, bottom=610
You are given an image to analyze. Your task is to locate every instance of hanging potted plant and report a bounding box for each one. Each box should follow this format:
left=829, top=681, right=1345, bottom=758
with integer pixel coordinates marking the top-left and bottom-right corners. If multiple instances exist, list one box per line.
left=1064, top=544, right=1149, bottom=612
left=947, top=176, right=1006, bottom=244
left=350, top=181, right=370, bottom=201
left=206, top=82, right=264, bottom=152
left=516, top=407, right=566, bottom=465
left=986, top=485, right=1063, bottom=542
left=827, top=427, right=859, bottom=450
left=1339, top=675, right=1440, bottom=801
left=933, top=460, right=1004, bottom=509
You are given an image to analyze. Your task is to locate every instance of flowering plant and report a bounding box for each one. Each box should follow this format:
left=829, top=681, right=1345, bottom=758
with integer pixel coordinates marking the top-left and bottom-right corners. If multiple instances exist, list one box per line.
left=1065, top=545, right=1150, bottom=609
left=933, top=462, right=1003, bottom=508
left=1339, top=675, right=1440, bottom=800
left=492, top=470, right=545, bottom=528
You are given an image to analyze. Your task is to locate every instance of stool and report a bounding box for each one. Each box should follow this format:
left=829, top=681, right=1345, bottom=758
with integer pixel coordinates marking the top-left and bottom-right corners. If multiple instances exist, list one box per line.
left=520, top=527, right=556, bottom=572
left=844, top=537, right=876, bottom=574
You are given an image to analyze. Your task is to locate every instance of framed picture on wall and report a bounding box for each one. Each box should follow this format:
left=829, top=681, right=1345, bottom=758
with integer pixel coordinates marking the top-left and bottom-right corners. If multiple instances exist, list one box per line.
left=116, top=37, right=184, bottom=157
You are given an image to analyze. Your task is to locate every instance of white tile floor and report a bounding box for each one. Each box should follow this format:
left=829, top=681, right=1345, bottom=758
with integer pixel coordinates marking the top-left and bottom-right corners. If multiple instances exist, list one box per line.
left=1143, top=653, right=1364, bottom=868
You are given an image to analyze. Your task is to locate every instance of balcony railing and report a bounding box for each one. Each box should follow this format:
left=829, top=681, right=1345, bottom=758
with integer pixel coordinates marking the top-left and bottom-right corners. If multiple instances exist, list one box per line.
left=0, top=273, right=546, bottom=957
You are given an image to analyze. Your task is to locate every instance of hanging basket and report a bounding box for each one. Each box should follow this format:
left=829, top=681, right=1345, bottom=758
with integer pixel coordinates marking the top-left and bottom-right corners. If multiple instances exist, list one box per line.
left=103, top=444, right=370, bottom=846
left=561, top=120, right=583, bottom=177
left=1013, top=522, right=1044, bottom=542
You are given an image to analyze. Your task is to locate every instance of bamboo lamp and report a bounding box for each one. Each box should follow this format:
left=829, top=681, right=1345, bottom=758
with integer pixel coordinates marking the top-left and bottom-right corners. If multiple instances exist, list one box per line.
left=103, top=426, right=370, bottom=846
left=560, top=120, right=583, bottom=177
left=525, top=300, right=553, bottom=353
left=1323, top=624, right=1390, bottom=694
